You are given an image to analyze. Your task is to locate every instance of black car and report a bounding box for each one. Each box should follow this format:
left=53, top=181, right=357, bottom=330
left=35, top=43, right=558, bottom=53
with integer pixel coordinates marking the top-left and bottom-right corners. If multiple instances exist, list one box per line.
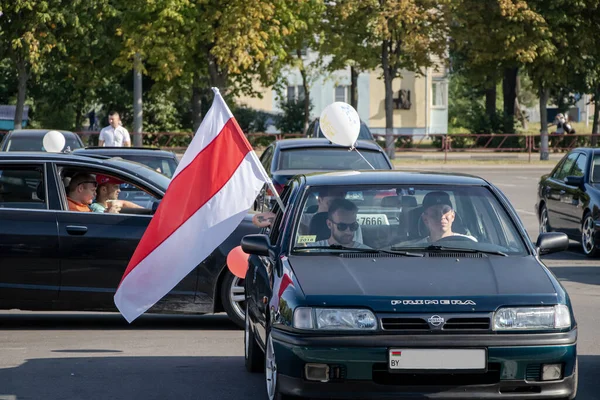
left=255, top=138, right=393, bottom=210
left=305, top=118, right=375, bottom=141
left=0, top=129, right=85, bottom=152
left=72, top=147, right=179, bottom=178
left=243, top=170, right=576, bottom=400
left=536, top=147, right=600, bottom=257
left=0, top=152, right=257, bottom=327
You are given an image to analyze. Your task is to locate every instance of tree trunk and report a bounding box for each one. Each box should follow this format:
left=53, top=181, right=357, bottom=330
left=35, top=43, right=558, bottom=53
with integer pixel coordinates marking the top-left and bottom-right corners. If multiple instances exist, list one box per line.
left=502, top=67, right=518, bottom=133
left=74, top=91, right=85, bottom=132
left=297, top=49, right=310, bottom=135
left=208, top=52, right=227, bottom=95
left=515, top=74, right=527, bottom=130
left=484, top=82, right=496, bottom=130
left=592, top=85, right=600, bottom=146
left=191, top=73, right=203, bottom=133
left=133, top=53, right=143, bottom=147
left=14, top=59, right=28, bottom=128
left=539, top=86, right=550, bottom=161
left=382, top=40, right=395, bottom=159
left=350, top=66, right=359, bottom=110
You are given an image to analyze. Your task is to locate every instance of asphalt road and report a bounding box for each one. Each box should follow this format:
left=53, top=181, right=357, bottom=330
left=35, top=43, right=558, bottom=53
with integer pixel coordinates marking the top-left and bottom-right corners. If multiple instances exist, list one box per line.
left=1, top=164, right=600, bottom=400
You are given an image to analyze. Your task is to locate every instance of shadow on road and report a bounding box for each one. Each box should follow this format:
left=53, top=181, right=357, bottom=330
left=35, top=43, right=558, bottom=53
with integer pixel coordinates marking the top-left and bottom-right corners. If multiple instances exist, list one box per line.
left=546, top=266, right=600, bottom=286
left=0, top=355, right=596, bottom=400
left=0, top=355, right=264, bottom=400
left=0, top=313, right=242, bottom=331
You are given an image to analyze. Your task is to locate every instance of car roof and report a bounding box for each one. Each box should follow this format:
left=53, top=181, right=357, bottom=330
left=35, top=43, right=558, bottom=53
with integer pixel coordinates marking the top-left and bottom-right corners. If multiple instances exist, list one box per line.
left=72, top=147, right=176, bottom=158
left=8, top=129, right=78, bottom=137
left=274, top=138, right=382, bottom=151
left=570, top=147, right=600, bottom=155
left=300, top=170, right=490, bottom=186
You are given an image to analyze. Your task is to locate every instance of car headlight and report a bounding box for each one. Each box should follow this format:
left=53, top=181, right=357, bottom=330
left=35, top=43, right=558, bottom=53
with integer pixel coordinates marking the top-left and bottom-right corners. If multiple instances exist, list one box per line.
left=493, top=305, right=571, bottom=331
left=293, top=307, right=377, bottom=330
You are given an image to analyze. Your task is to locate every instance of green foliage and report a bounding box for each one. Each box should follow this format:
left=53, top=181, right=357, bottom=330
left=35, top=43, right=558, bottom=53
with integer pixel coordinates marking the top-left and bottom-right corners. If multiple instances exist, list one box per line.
left=231, top=106, right=269, bottom=133
left=275, top=99, right=312, bottom=134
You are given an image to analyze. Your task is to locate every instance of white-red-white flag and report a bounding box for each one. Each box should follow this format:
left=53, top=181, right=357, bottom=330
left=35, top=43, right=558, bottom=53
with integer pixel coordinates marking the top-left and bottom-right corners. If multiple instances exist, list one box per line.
left=114, top=88, right=270, bottom=323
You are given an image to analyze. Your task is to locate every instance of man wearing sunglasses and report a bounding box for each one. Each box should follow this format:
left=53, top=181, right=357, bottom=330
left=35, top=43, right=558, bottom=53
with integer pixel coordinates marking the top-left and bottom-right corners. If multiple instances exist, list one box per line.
left=312, top=198, right=370, bottom=249
left=417, top=191, right=477, bottom=243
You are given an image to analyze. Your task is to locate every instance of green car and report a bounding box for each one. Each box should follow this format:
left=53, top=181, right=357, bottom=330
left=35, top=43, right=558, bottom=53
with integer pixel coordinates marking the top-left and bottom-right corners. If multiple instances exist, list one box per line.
left=243, top=171, right=577, bottom=400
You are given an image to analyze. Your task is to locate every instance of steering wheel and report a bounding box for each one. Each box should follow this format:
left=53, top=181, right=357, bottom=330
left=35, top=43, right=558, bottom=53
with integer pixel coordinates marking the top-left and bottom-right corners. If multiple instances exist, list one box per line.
left=433, top=235, right=477, bottom=244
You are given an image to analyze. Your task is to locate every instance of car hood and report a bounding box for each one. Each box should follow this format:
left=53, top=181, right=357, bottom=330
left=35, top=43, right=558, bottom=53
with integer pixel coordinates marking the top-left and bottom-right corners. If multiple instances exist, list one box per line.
left=288, top=254, right=558, bottom=312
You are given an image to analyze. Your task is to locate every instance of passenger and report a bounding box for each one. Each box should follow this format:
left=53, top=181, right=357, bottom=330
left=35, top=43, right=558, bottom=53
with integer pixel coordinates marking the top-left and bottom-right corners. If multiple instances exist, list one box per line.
left=90, top=174, right=144, bottom=213
left=66, top=173, right=97, bottom=212
left=311, top=198, right=370, bottom=249
left=413, top=191, right=477, bottom=244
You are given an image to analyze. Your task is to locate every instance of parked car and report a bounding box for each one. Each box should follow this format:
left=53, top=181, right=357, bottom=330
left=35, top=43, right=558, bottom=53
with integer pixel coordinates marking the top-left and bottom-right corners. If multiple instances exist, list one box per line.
left=255, top=138, right=393, bottom=210
left=536, top=147, right=600, bottom=257
left=72, top=147, right=179, bottom=178
left=243, top=170, right=576, bottom=400
left=305, top=118, right=375, bottom=141
left=0, top=129, right=84, bottom=152
left=0, top=152, right=258, bottom=327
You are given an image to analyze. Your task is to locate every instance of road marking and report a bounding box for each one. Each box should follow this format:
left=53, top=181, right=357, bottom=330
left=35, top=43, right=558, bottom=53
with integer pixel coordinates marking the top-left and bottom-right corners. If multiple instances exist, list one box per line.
left=516, top=209, right=536, bottom=216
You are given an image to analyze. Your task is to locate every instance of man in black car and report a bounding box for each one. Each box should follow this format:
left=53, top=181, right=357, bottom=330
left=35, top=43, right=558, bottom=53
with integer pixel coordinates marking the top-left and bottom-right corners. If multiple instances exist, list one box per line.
left=310, top=198, right=370, bottom=249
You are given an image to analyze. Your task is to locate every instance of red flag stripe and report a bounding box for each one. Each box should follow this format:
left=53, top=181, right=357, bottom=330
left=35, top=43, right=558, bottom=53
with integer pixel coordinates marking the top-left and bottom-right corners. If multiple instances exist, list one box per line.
left=119, top=118, right=252, bottom=284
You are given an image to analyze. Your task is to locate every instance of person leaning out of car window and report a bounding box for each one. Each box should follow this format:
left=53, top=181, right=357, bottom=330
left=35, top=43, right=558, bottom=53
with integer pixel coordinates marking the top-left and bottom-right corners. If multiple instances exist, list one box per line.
left=67, top=173, right=99, bottom=212
left=90, top=174, right=143, bottom=213
left=410, top=191, right=477, bottom=244
left=309, top=198, right=370, bottom=249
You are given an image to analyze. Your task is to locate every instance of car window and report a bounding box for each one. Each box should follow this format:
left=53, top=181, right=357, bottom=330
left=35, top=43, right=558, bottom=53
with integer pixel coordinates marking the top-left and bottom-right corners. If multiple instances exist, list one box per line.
left=59, top=167, right=160, bottom=215
left=278, top=148, right=390, bottom=170
left=5, top=134, right=83, bottom=152
left=570, top=154, right=588, bottom=178
left=291, top=184, right=527, bottom=256
left=591, top=154, right=600, bottom=183
left=0, top=165, right=46, bottom=210
left=553, top=153, right=578, bottom=180
left=112, top=155, right=178, bottom=178
left=260, top=146, right=274, bottom=173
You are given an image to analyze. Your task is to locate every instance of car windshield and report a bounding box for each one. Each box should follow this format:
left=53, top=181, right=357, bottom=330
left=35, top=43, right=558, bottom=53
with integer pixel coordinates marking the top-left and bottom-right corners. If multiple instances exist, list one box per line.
left=278, top=148, right=390, bottom=171
left=292, top=184, right=528, bottom=256
left=5, top=134, right=83, bottom=152
left=113, top=154, right=178, bottom=178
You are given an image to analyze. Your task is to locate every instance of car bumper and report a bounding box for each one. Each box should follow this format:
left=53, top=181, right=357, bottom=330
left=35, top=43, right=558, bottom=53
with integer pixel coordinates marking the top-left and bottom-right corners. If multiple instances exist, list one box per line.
left=272, top=329, right=577, bottom=399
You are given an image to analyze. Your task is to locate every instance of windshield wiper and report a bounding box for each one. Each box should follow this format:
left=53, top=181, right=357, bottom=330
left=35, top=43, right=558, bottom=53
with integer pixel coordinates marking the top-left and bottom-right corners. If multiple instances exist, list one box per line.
left=294, top=245, right=423, bottom=257
left=424, top=245, right=508, bottom=257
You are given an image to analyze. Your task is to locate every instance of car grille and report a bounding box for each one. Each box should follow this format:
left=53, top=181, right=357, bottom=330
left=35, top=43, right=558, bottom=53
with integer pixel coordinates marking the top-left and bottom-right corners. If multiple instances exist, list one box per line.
left=372, top=362, right=501, bottom=385
left=380, top=315, right=491, bottom=332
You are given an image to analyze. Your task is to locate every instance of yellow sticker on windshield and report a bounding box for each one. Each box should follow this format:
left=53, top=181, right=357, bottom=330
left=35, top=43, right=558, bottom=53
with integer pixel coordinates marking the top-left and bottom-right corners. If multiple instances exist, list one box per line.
left=297, top=235, right=317, bottom=244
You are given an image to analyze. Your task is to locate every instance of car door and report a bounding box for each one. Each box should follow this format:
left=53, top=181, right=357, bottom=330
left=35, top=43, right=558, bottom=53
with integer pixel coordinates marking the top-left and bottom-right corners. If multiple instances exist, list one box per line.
left=545, top=152, right=578, bottom=233
left=560, top=152, right=589, bottom=236
left=54, top=163, right=198, bottom=310
left=0, top=162, right=60, bottom=303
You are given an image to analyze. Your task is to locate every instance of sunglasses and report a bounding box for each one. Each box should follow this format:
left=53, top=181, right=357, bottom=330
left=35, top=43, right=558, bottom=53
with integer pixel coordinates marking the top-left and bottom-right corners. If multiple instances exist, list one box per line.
left=330, top=221, right=359, bottom=232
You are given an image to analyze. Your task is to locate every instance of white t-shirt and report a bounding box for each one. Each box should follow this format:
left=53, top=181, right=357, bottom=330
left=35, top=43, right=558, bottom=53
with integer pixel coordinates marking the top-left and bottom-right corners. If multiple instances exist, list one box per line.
left=99, top=125, right=131, bottom=147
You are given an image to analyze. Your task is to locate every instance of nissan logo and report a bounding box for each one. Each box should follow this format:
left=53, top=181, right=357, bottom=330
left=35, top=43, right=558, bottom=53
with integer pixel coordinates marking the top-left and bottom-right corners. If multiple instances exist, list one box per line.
left=428, top=315, right=445, bottom=327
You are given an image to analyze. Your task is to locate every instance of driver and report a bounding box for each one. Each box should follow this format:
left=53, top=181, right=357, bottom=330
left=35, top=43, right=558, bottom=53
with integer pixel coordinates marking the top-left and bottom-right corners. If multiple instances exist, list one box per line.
left=411, top=191, right=477, bottom=244
left=310, top=198, right=370, bottom=249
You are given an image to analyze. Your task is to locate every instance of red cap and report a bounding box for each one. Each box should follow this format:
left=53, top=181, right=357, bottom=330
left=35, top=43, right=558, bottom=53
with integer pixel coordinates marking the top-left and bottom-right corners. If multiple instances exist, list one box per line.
left=96, top=174, right=123, bottom=185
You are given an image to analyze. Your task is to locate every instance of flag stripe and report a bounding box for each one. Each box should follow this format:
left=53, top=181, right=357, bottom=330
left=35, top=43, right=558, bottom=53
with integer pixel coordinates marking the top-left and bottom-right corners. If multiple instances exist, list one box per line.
left=173, top=95, right=233, bottom=180
left=115, top=152, right=267, bottom=322
left=120, top=118, right=252, bottom=284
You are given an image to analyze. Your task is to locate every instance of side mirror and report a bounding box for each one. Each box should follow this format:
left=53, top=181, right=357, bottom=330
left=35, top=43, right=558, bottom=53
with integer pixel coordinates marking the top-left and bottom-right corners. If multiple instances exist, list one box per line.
left=241, top=234, right=272, bottom=256
left=536, top=232, right=569, bottom=255
left=564, top=176, right=584, bottom=187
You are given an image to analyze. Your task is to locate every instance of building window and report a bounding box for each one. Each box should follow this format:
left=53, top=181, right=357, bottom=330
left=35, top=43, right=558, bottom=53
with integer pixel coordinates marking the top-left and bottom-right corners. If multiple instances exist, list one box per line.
left=432, top=80, right=447, bottom=108
left=335, top=85, right=350, bottom=103
left=286, top=85, right=305, bottom=103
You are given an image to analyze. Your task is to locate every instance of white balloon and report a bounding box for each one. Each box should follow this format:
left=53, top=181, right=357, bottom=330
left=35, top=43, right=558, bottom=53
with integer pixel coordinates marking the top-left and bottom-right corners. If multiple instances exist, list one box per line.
left=319, top=102, right=361, bottom=147
left=42, top=130, right=66, bottom=153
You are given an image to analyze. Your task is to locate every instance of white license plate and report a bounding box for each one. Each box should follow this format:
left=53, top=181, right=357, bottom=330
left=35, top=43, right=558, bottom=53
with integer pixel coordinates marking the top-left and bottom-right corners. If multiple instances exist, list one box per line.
left=388, top=349, right=486, bottom=370
left=357, top=214, right=389, bottom=225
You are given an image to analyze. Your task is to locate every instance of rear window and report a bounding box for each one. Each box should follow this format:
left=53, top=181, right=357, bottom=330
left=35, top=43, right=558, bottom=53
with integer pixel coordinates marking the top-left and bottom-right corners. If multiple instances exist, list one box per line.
left=278, top=148, right=390, bottom=171
left=5, top=134, right=83, bottom=152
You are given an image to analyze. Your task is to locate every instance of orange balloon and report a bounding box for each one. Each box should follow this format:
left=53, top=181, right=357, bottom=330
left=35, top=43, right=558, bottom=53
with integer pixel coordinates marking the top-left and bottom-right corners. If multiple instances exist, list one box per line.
left=227, top=246, right=250, bottom=279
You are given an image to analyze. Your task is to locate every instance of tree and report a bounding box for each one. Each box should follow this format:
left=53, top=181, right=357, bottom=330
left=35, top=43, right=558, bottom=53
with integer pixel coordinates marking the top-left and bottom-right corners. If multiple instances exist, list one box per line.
left=0, top=0, right=67, bottom=127
left=366, top=0, right=449, bottom=158
left=319, top=0, right=379, bottom=109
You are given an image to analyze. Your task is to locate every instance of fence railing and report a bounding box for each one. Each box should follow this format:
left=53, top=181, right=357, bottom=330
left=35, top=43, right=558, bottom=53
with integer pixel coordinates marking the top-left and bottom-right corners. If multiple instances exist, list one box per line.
left=2, top=130, right=598, bottom=162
